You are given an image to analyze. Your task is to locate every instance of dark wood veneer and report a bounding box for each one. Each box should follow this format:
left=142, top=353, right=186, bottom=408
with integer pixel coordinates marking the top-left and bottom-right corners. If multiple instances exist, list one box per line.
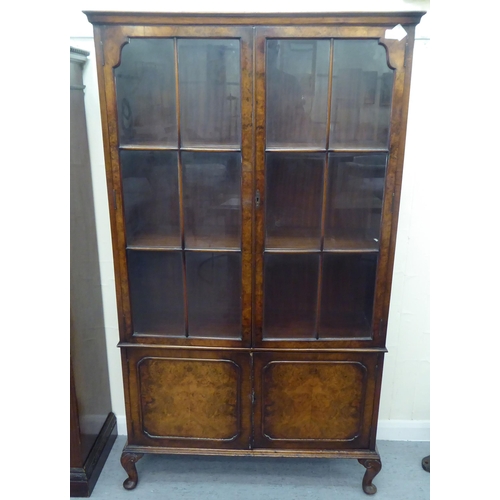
left=124, top=347, right=252, bottom=450
left=85, top=11, right=425, bottom=26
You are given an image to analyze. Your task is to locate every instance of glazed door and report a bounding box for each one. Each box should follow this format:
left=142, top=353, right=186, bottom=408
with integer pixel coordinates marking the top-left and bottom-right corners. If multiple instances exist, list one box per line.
left=102, top=27, right=253, bottom=347
left=253, top=28, right=397, bottom=348
left=103, top=26, right=400, bottom=348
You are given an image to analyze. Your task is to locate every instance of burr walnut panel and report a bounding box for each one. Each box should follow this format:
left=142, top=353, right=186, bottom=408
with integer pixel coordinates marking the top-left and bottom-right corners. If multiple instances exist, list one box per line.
left=139, top=357, right=240, bottom=439
left=263, top=362, right=365, bottom=440
left=253, top=352, right=381, bottom=450
left=125, top=348, right=252, bottom=449
left=264, top=361, right=366, bottom=440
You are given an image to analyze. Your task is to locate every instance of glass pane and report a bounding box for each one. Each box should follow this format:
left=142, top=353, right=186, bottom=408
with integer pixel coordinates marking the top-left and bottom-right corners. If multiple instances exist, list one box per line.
left=182, top=152, right=241, bottom=250
left=121, top=151, right=181, bottom=248
left=186, top=252, right=241, bottom=338
left=115, top=39, right=177, bottom=147
left=127, top=251, right=184, bottom=336
left=178, top=39, right=241, bottom=147
left=324, top=154, right=386, bottom=251
left=265, top=153, right=324, bottom=250
left=266, top=39, right=330, bottom=148
left=330, top=40, right=393, bottom=149
left=319, top=253, right=377, bottom=338
left=263, top=253, right=319, bottom=339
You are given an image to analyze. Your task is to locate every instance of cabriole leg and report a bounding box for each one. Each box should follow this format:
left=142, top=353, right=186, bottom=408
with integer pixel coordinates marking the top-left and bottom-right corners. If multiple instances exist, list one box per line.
left=358, top=458, right=382, bottom=495
left=120, top=452, right=144, bottom=490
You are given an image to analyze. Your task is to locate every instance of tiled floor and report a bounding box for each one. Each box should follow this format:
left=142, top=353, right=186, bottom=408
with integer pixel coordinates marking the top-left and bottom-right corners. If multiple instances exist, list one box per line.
left=78, top=436, right=430, bottom=499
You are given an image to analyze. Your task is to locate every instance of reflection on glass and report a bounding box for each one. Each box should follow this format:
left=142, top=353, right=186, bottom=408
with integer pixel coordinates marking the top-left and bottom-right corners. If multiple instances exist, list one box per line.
left=121, top=151, right=181, bottom=248
left=319, top=253, right=377, bottom=338
left=266, top=39, right=330, bottom=148
left=127, top=250, right=184, bottom=336
left=330, top=40, right=393, bottom=149
left=324, top=154, right=386, bottom=251
left=178, top=39, right=241, bottom=147
left=186, top=252, right=241, bottom=338
left=115, top=39, right=177, bottom=146
left=263, top=253, right=319, bottom=339
left=182, top=152, right=241, bottom=250
left=265, top=153, right=324, bottom=250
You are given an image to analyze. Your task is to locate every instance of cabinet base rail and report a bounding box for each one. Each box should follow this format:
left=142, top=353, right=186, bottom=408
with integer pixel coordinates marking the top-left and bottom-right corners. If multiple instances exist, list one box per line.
left=120, top=442, right=382, bottom=495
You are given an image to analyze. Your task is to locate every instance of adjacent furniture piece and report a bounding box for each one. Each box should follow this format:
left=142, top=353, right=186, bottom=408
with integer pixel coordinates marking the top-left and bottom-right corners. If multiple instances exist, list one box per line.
left=85, top=11, right=424, bottom=495
left=422, top=455, right=430, bottom=472
left=70, top=46, right=117, bottom=497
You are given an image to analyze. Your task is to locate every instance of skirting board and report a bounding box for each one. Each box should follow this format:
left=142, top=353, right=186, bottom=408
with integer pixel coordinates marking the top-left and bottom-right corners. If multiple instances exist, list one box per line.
left=115, top=416, right=429, bottom=442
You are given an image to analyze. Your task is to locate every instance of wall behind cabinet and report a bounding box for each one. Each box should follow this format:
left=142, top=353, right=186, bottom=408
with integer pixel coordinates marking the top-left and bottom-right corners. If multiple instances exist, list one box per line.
left=69, top=0, right=430, bottom=440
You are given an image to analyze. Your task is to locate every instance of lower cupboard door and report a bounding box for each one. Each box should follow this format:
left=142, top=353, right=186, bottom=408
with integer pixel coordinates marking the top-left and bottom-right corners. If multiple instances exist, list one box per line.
left=125, top=348, right=252, bottom=449
left=252, top=351, right=383, bottom=450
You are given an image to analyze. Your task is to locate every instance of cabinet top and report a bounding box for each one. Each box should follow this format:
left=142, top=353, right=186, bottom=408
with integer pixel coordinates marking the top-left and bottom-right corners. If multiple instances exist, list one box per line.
left=84, top=11, right=426, bottom=27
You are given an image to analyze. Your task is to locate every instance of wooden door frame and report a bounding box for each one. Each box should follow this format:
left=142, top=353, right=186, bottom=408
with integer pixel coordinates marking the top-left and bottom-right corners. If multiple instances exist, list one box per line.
left=251, top=25, right=417, bottom=350
left=94, top=24, right=254, bottom=348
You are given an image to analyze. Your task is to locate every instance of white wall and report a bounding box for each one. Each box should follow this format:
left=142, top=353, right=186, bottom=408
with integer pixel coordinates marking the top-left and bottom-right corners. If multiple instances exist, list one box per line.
left=70, top=0, right=431, bottom=440
left=378, top=34, right=430, bottom=433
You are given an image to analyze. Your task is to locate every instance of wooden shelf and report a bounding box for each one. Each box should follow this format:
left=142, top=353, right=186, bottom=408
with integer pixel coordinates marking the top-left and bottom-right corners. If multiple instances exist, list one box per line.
left=133, top=322, right=241, bottom=340
left=264, top=236, right=379, bottom=253
left=265, top=235, right=320, bottom=252
left=119, top=143, right=241, bottom=153
left=119, top=143, right=178, bottom=151
left=126, top=234, right=241, bottom=252
left=329, top=142, right=389, bottom=152
left=324, top=237, right=379, bottom=253
left=265, top=146, right=389, bottom=154
left=127, top=233, right=181, bottom=250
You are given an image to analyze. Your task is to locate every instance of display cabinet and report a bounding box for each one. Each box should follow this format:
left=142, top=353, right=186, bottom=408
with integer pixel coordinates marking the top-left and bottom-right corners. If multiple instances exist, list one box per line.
left=85, top=10, right=424, bottom=494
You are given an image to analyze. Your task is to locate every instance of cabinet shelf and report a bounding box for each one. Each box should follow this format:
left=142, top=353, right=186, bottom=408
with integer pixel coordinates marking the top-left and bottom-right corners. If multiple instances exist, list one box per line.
left=133, top=322, right=242, bottom=340
left=119, top=144, right=242, bottom=153
left=323, top=237, right=379, bottom=253
left=126, top=234, right=241, bottom=252
left=329, top=144, right=389, bottom=153
left=127, top=233, right=181, bottom=250
left=265, top=235, right=320, bottom=252
left=119, top=143, right=178, bottom=151
left=265, top=146, right=389, bottom=154
left=264, top=236, right=379, bottom=253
